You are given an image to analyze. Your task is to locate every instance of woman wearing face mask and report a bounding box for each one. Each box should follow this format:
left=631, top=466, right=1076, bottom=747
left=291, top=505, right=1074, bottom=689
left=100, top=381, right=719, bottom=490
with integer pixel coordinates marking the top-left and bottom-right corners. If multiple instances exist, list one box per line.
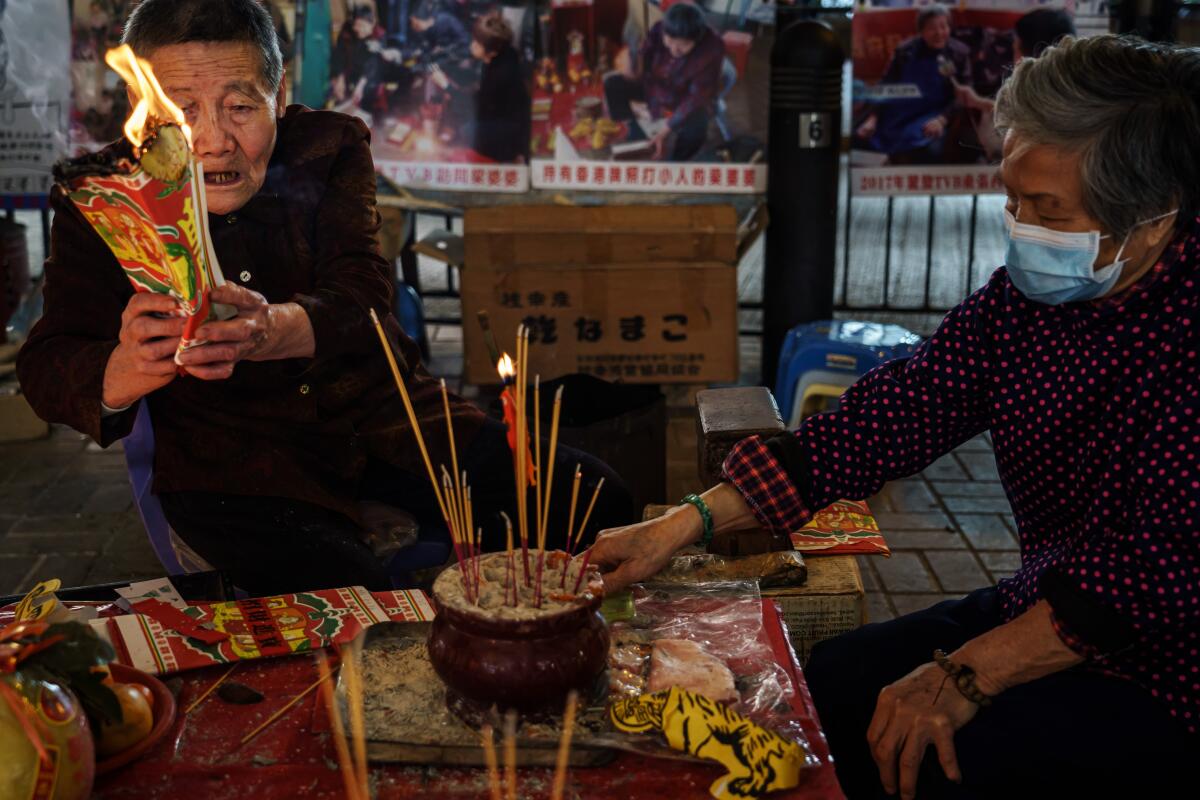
left=590, top=34, right=1200, bottom=799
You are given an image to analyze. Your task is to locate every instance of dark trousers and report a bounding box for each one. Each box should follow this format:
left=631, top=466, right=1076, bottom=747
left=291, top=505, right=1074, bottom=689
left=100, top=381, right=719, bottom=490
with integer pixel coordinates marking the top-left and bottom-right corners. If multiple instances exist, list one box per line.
left=159, top=419, right=635, bottom=595
left=602, top=73, right=710, bottom=162
left=805, top=588, right=1198, bottom=800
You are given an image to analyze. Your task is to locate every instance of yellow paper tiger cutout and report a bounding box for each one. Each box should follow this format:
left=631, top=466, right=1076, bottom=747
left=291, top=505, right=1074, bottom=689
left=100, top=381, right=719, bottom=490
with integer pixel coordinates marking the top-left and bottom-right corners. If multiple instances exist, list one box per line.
left=610, top=687, right=809, bottom=799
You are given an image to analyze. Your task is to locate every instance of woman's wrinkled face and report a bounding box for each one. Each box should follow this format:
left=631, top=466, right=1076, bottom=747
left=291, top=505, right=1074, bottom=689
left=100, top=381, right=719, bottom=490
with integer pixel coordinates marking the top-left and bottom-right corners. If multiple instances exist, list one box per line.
left=1000, top=131, right=1175, bottom=295
left=139, top=41, right=284, bottom=215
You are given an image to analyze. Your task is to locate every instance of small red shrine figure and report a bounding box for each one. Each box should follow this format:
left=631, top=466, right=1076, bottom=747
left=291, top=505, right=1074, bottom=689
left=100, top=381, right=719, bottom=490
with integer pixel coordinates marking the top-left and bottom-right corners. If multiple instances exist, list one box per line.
left=566, top=30, right=591, bottom=87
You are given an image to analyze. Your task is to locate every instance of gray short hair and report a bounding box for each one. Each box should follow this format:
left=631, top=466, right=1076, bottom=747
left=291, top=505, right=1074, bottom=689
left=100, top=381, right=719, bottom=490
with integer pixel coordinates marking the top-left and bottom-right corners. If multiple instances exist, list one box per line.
left=122, top=0, right=283, bottom=93
left=917, top=4, right=950, bottom=33
left=994, top=35, right=1200, bottom=238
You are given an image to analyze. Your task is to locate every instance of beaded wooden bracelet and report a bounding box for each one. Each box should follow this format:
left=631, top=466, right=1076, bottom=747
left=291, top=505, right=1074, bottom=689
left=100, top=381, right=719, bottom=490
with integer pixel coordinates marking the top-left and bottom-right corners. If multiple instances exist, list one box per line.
left=933, top=649, right=993, bottom=707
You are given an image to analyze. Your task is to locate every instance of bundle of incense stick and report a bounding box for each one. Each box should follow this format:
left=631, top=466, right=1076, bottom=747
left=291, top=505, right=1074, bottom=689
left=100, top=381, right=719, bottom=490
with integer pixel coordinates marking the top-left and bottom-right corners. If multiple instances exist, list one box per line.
left=481, top=691, right=579, bottom=800
left=318, top=645, right=369, bottom=800
left=369, top=309, right=482, bottom=602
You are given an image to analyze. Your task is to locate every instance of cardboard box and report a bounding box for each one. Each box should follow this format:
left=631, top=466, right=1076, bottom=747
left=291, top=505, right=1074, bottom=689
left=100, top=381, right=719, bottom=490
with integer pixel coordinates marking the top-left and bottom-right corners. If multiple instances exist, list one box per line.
left=461, top=205, right=739, bottom=385
left=0, top=382, right=49, bottom=442
left=765, top=555, right=866, bottom=665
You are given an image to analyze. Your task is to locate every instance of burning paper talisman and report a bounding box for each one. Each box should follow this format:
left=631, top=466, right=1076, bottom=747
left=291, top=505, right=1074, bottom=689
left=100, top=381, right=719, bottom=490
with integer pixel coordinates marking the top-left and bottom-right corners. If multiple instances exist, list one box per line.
left=53, top=45, right=225, bottom=360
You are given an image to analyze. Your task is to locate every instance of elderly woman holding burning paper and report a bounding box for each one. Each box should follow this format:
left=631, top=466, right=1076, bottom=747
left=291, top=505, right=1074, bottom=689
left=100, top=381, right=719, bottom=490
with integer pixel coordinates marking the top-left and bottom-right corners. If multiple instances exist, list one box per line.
left=593, top=34, right=1200, bottom=799
left=17, top=0, right=633, bottom=595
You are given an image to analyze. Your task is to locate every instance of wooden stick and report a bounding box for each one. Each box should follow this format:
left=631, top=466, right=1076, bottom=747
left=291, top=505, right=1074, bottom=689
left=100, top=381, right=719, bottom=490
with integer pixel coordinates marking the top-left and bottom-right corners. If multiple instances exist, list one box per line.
left=369, top=309, right=450, bottom=525
left=550, top=691, right=580, bottom=800
left=242, top=660, right=338, bottom=745
left=503, top=709, right=518, bottom=800
left=516, top=326, right=530, bottom=584
left=501, top=511, right=515, bottom=606
left=316, top=653, right=362, bottom=800
left=534, top=374, right=542, bottom=569
left=561, top=465, right=582, bottom=587
left=481, top=724, right=503, bottom=800
left=539, top=386, right=564, bottom=552
left=183, top=661, right=238, bottom=715
left=575, top=477, right=606, bottom=553
left=344, top=642, right=369, bottom=799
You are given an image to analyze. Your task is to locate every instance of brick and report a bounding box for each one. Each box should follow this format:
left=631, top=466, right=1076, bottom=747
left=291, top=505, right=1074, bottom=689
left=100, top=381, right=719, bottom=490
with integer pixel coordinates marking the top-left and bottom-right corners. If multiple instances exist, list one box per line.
left=856, top=557, right=879, bottom=591
left=0, top=529, right=112, bottom=556
left=955, top=515, right=1019, bottom=550
left=942, top=495, right=1013, bottom=514
left=979, top=551, right=1022, bottom=573
left=882, top=529, right=967, bottom=550
left=874, top=480, right=938, bottom=513
left=0, top=555, right=38, bottom=596
left=873, top=509, right=953, bottom=531
left=922, top=454, right=967, bottom=481
left=18, top=554, right=97, bottom=593
left=81, top=485, right=134, bottom=515
left=890, top=593, right=961, bottom=617
left=931, top=481, right=1007, bottom=498
left=954, top=435, right=993, bottom=452
left=30, top=479, right=100, bottom=516
left=955, top=452, right=1002, bottom=482
left=874, top=552, right=936, bottom=592
left=925, top=551, right=992, bottom=593
left=865, top=592, right=894, bottom=624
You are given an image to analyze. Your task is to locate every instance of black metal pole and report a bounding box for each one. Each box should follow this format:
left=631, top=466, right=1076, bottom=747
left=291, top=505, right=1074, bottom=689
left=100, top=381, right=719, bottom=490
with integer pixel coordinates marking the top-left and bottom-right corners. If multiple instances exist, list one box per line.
left=763, top=17, right=844, bottom=384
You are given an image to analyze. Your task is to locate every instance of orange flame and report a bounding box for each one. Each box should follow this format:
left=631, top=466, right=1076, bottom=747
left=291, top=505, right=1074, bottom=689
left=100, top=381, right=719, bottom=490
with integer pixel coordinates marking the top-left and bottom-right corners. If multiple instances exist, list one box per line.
left=104, top=45, right=191, bottom=149
left=497, top=353, right=515, bottom=382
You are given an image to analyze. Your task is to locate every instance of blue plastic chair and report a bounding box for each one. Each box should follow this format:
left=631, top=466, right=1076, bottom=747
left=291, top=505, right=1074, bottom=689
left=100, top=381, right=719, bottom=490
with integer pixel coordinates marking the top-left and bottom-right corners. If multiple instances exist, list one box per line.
left=125, top=400, right=450, bottom=587
left=124, top=401, right=213, bottom=576
left=774, top=320, right=923, bottom=428
left=395, top=280, right=429, bottom=362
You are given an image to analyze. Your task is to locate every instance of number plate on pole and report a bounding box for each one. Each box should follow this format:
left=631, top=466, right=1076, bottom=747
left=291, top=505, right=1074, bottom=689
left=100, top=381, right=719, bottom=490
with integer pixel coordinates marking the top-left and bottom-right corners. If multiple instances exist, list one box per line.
left=797, top=112, right=833, bottom=149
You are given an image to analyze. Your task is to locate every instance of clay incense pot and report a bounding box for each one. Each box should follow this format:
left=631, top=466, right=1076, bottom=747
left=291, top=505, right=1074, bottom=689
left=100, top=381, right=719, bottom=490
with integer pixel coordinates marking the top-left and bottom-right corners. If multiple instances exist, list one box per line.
left=427, top=551, right=609, bottom=712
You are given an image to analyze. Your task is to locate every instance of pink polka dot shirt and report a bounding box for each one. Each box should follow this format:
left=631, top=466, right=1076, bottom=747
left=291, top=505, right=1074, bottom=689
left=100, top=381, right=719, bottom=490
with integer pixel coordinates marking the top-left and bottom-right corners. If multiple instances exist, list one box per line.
left=724, top=218, right=1200, bottom=733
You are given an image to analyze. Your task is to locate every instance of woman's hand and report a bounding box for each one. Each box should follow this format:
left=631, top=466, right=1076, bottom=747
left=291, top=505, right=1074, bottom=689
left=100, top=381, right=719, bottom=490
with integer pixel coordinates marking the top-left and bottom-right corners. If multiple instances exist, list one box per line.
left=589, top=504, right=702, bottom=592
left=591, top=483, right=760, bottom=592
left=102, top=292, right=186, bottom=409
left=177, top=283, right=314, bottom=380
left=867, top=662, right=980, bottom=800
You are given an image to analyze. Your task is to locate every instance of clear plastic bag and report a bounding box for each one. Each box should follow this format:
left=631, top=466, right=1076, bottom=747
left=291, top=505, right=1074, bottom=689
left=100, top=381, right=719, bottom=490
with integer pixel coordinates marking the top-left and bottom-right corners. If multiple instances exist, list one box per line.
left=601, top=581, right=819, bottom=767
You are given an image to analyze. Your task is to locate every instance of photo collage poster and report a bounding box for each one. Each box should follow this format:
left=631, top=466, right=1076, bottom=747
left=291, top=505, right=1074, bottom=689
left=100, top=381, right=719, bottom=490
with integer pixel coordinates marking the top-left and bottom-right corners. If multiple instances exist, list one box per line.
left=530, top=0, right=772, bottom=194
left=59, top=1, right=777, bottom=195
left=850, top=0, right=1076, bottom=196
left=322, top=0, right=534, bottom=192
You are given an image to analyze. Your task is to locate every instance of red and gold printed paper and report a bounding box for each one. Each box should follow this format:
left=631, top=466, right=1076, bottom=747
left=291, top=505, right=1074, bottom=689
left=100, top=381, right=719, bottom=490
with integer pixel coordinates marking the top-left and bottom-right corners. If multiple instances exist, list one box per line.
left=89, top=586, right=434, bottom=675
left=790, top=499, right=890, bottom=556
left=57, top=140, right=224, bottom=357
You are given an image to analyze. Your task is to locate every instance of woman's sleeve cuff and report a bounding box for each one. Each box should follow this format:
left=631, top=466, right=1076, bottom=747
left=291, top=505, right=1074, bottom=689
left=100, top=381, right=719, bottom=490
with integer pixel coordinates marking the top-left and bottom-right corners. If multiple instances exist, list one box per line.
left=721, top=435, right=813, bottom=535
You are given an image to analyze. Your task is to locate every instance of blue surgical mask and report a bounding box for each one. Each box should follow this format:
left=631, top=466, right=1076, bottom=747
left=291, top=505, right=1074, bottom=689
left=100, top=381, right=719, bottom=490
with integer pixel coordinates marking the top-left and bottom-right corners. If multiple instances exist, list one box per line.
left=1003, top=209, right=1177, bottom=305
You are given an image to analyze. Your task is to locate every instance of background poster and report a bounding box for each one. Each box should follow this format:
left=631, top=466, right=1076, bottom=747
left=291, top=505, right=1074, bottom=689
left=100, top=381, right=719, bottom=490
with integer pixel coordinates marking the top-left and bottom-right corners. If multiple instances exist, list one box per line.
left=326, top=0, right=532, bottom=192
left=850, top=1, right=1073, bottom=195
left=0, top=0, right=71, bottom=196
left=69, top=0, right=298, bottom=155
left=530, top=0, right=770, bottom=194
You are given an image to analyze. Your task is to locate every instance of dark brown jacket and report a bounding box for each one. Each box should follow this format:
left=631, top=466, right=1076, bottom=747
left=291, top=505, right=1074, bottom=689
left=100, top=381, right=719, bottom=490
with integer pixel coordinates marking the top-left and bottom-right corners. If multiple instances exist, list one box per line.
left=17, top=106, right=484, bottom=523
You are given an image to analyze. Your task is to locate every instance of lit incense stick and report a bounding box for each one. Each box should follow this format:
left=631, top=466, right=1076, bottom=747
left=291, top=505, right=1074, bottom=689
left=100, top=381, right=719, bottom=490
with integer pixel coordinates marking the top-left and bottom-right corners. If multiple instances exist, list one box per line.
left=183, top=661, right=239, bottom=715
left=503, top=709, right=518, bottom=800
left=316, top=653, right=362, bottom=800
left=242, top=660, right=338, bottom=745
left=550, top=691, right=579, bottom=800
left=560, top=465, right=582, bottom=587
left=482, top=724, right=502, bottom=800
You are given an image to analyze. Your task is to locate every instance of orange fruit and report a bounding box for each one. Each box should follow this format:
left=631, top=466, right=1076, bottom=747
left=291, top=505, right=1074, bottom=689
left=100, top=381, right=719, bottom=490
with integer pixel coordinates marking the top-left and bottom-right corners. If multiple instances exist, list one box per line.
left=125, top=682, right=155, bottom=711
left=95, top=684, right=154, bottom=757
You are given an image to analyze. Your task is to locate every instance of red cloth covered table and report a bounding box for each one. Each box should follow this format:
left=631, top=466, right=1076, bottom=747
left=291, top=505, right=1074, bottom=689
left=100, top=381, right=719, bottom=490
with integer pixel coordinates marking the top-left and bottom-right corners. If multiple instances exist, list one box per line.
left=93, top=600, right=844, bottom=800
